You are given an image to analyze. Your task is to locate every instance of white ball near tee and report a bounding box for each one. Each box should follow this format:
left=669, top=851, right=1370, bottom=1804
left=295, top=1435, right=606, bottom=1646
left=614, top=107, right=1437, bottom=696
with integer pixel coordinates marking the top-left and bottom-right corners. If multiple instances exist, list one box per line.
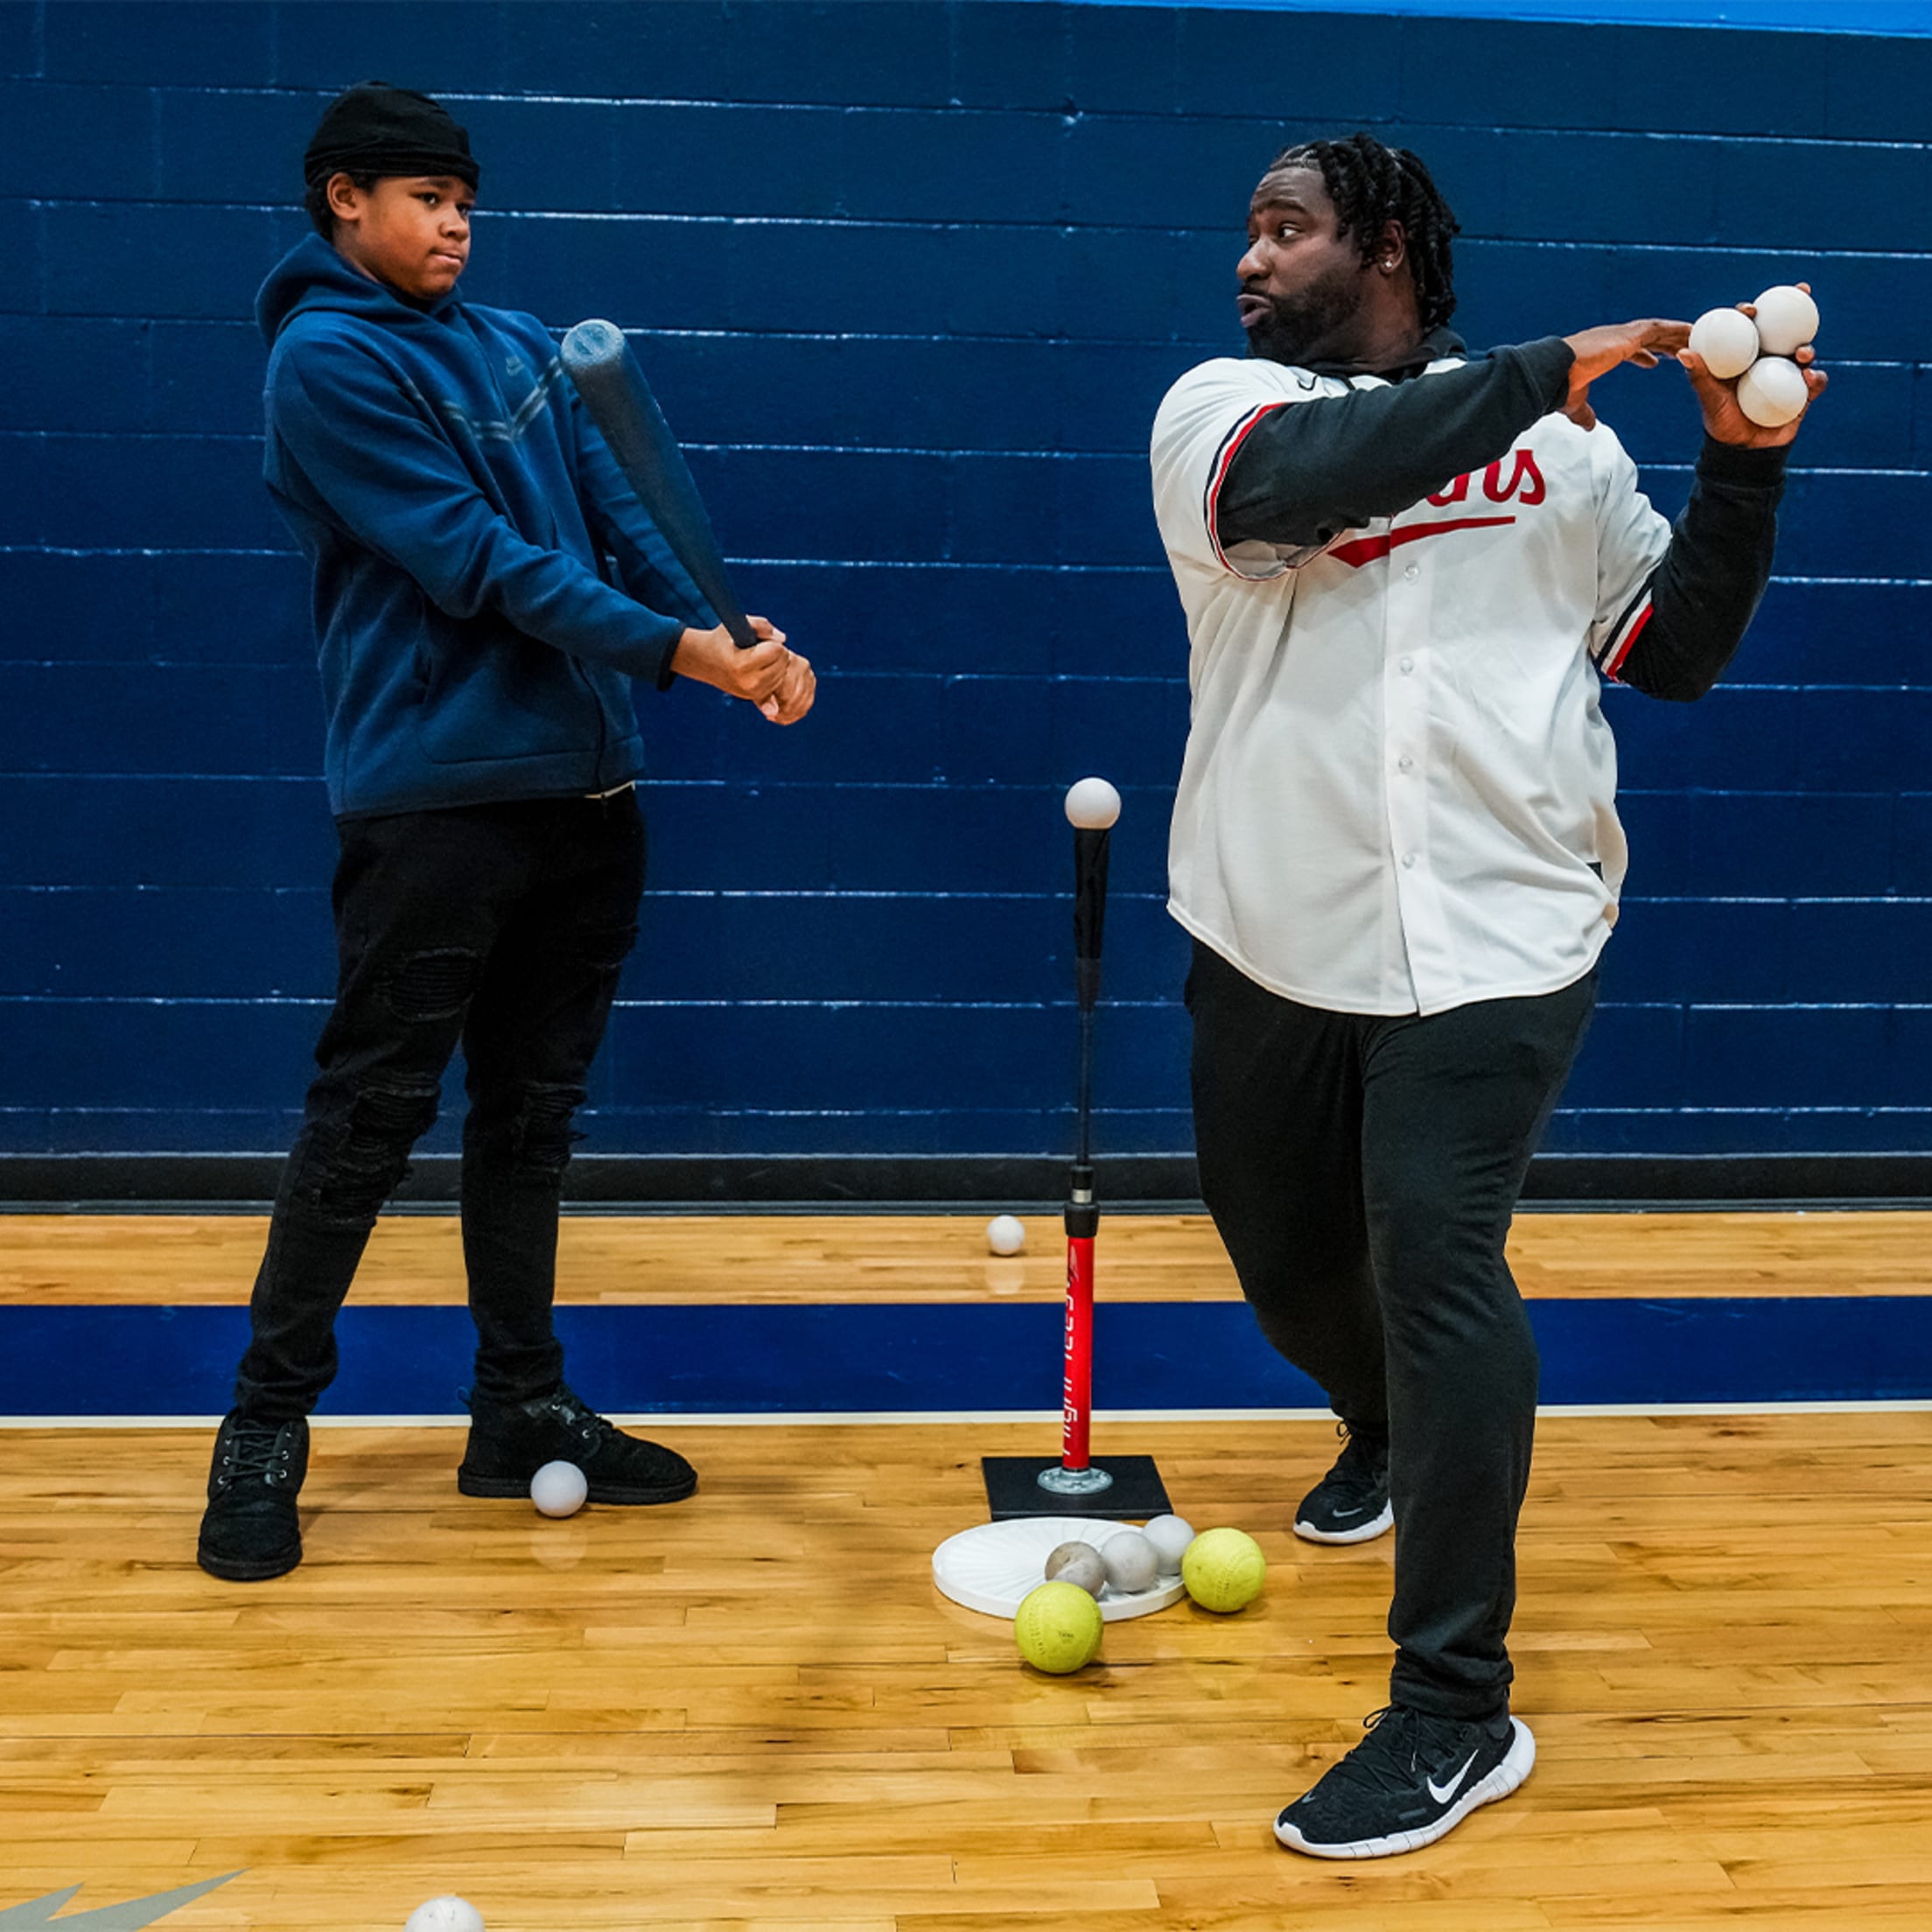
left=1141, top=1513, right=1196, bottom=1574
left=1687, top=306, right=1759, bottom=381
left=1752, top=284, right=1819, bottom=358
left=1064, top=777, right=1122, bottom=830
left=1101, top=1529, right=1160, bottom=1595
left=404, top=1899, right=484, bottom=1932
left=1736, top=355, right=1809, bottom=429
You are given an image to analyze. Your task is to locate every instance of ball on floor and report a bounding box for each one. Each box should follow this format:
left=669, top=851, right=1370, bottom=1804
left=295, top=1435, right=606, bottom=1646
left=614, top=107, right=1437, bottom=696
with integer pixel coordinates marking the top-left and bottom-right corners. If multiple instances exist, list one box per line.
left=404, top=1898, right=484, bottom=1932
left=1014, top=1579, right=1103, bottom=1674
left=1181, top=1527, right=1266, bottom=1614
left=985, top=1214, right=1026, bottom=1256
left=530, top=1460, right=587, bottom=1518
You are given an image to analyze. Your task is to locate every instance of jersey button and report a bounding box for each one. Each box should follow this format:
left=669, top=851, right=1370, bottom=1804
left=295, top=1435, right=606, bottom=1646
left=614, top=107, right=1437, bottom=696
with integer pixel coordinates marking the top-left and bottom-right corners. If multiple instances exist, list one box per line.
left=1401, top=852, right=1417, bottom=869
left=1399, top=656, right=1415, bottom=675
left=1397, top=755, right=1415, bottom=773
left=1404, top=563, right=1419, bottom=581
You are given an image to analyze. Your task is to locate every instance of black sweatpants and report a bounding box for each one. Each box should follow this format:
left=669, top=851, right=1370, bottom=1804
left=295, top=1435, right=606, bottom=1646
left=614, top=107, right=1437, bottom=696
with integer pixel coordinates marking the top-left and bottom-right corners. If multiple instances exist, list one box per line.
left=232, top=792, right=646, bottom=1422
left=1186, top=938, right=1600, bottom=1721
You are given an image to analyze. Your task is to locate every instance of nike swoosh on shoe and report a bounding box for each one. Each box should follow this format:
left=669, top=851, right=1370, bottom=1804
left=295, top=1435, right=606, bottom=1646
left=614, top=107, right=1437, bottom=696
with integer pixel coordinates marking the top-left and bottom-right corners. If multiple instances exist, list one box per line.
left=1426, top=1752, right=1479, bottom=1805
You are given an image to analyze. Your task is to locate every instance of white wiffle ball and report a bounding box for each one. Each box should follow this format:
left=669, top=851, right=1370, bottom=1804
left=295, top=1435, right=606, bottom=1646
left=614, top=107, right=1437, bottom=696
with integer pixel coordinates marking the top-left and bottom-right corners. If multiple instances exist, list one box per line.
left=1751, top=284, right=1819, bottom=357
left=1687, top=305, right=1758, bottom=381
left=1737, top=356, right=1809, bottom=429
left=985, top=1214, right=1026, bottom=1256
left=1101, top=1530, right=1160, bottom=1595
left=1141, top=1514, right=1196, bottom=1574
left=1064, top=776, right=1122, bottom=830
left=530, top=1460, right=588, bottom=1518
left=404, top=1898, right=485, bottom=1932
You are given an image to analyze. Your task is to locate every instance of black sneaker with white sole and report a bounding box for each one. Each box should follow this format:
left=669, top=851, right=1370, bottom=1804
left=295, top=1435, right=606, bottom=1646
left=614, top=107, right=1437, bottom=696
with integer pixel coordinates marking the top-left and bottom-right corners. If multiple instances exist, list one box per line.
left=1293, top=1424, right=1391, bottom=1544
left=1275, top=1704, right=1535, bottom=1858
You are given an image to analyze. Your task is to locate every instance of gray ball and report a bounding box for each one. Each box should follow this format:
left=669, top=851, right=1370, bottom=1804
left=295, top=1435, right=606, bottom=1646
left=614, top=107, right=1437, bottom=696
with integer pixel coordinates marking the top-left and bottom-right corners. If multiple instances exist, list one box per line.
left=1142, top=1514, right=1195, bottom=1574
left=1101, top=1530, right=1159, bottom=1596
left=1044, top=1540, right=1106, bottom=1597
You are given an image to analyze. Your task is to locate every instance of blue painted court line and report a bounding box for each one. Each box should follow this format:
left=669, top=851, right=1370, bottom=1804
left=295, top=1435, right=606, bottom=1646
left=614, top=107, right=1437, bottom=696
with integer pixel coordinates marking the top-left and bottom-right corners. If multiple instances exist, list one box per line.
left=1, top=1299, right=1928, bottom=1416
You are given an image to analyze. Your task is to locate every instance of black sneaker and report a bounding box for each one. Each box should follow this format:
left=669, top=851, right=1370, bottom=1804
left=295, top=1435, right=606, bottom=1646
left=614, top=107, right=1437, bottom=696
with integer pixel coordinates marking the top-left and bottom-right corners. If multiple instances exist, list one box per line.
left=198, top=1412, right=308, bottom=1582
left=1294, top=1424, right=1392, bottom=1544
left=1275, top=1704, right=1535, bottom=1858
left=458, top=1383, right=696, bottom=1506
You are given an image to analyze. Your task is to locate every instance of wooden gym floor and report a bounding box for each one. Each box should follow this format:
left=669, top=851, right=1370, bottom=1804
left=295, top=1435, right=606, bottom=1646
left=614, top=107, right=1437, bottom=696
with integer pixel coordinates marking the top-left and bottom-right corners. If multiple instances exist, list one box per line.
left=1, top=1211, right=1929, bottom=1929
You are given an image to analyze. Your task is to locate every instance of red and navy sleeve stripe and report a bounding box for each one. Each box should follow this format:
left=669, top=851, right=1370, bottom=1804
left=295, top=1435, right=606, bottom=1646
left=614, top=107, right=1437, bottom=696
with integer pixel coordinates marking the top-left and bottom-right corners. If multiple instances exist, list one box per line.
left=1596, top=576, right=1656, bottom=681
left=1204, top=402, right=1288, bottom=575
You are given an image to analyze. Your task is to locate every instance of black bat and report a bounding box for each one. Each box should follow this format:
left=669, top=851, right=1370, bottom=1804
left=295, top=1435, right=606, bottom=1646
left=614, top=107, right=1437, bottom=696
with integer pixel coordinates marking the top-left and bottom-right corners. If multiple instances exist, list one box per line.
left=560, top=318, right=758, bottom=650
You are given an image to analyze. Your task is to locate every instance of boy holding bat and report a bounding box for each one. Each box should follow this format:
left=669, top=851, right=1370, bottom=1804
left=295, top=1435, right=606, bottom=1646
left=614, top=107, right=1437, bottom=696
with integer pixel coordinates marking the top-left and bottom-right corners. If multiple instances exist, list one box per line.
left=199, top=82, right=813, bottom=1582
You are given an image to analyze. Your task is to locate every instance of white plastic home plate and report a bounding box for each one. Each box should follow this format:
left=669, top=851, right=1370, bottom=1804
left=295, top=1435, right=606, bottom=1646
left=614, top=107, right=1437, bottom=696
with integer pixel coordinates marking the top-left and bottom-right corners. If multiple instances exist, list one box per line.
left=932, top=1516, right=1186, bottom=1621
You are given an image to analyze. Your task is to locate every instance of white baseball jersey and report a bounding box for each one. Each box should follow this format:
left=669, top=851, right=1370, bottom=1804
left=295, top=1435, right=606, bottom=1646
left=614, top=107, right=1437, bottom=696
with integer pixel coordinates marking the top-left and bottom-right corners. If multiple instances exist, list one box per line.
left=1152, top=354, right=1671, bottom=1018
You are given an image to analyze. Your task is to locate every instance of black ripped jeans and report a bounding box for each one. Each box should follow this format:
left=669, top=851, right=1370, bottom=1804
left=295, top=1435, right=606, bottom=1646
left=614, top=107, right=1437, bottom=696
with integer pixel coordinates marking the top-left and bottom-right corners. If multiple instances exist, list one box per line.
left=1186, top=940, right=1600, bottom=1723
left=232, top=792, right=646, bottom=1421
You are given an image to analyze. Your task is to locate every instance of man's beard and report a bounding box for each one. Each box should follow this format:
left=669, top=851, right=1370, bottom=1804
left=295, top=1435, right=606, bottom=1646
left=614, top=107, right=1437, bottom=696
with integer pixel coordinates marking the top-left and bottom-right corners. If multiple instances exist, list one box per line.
left=1243, top=262, right=1362, bottom=366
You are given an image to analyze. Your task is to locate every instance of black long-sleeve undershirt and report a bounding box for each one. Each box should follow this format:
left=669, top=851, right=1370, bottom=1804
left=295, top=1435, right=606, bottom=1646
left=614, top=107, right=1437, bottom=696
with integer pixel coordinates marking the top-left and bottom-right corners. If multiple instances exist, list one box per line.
left=1616, top=437, right=1787, bottom=702
left=1215, top=335, right=1576, bottom=552
left=1215, top=335, right=1788, bottom=703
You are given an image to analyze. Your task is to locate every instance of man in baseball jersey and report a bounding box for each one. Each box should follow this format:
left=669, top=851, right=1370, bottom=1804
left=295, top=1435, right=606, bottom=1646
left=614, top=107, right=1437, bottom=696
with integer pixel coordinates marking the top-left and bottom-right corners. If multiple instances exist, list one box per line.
left=1151, top=130, right=1823, bottom=1858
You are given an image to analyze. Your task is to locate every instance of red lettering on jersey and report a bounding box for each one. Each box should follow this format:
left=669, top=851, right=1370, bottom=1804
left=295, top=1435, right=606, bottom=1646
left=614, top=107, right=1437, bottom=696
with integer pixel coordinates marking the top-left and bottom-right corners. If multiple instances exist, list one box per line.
left=1426, top=472, right=1472, bottom=506
left=1327, top=515, right=1516, bottom=569
left=1483, top=448, right=1546, bottom=504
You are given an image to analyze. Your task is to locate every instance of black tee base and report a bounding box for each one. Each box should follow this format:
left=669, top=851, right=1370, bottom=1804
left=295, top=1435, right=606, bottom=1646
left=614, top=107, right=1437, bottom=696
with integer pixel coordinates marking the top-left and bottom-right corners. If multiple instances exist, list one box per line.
left=981, top=1453, right=1172, bottom=1522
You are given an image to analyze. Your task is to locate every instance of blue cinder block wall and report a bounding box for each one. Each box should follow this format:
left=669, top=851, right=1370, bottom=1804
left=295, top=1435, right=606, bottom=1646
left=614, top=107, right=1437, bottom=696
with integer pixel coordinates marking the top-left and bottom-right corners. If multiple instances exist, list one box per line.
left=1, top=1, right=1928, bottom=1194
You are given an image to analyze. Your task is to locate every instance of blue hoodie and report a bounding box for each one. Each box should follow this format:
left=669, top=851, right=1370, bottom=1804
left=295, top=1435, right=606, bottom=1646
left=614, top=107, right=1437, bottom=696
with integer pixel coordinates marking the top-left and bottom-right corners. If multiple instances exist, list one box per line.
left=257, top=234, right=712, bottom=817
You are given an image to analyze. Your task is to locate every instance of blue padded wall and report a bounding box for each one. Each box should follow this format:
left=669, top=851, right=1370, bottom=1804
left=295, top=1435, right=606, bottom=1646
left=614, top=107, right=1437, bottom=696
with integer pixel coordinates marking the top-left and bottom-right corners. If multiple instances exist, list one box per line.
left=1, top=1, right=1928, bottom=1176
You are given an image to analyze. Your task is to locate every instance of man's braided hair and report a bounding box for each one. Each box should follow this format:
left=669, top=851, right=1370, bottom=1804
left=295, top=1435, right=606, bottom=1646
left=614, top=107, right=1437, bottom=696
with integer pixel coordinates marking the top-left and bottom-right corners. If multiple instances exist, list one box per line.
left=1269, top=131, right=1460, bottom=333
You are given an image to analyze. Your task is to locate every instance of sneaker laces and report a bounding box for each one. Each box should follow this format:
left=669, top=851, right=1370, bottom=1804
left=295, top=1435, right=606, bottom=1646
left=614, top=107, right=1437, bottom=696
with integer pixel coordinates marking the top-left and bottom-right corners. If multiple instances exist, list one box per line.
left=544, top=1387, right=615, bottom=1452
left=217, top=1421, right=293, bottom=1489
left=1331, top=1424, right=1390, bottom=1493
left=1323, top=1706, right=1470, bottom=1798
